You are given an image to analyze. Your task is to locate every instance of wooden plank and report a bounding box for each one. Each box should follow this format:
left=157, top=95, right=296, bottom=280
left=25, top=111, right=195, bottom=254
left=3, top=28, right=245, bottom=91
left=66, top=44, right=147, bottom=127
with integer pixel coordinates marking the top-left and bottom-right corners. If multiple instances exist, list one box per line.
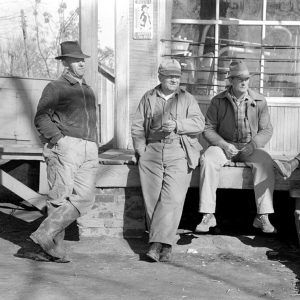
left=0, top=169, right=46, bottom=210
left=0, top=145, right=43, bottom=160
left=99, top=148, right=136, bottom=165
left=96, top=165, right=140, bottom=187
left=39, top=161, right=48, bottom=194
left=96, top=164, right=294, bottom=190
left=115, top=0, right=130, bottom=148
left=79, top=0, right=98, bottom=95
left=0, top=145, right=42, bottom=153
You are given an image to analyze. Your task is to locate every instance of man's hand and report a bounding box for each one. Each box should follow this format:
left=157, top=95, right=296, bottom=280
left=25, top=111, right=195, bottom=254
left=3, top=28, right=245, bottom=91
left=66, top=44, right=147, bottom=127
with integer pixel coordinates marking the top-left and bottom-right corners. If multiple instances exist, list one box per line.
left=239, top=142, right=255, bottom=157
left=162, top=120, right=176, bottom=133
left=222, top=142, right=239, bottom=159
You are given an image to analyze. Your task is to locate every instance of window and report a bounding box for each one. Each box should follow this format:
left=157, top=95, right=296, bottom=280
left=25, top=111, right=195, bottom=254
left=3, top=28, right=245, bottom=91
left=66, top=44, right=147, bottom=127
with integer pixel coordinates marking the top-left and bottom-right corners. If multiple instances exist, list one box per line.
left=166, top=0, right=300, bottom=98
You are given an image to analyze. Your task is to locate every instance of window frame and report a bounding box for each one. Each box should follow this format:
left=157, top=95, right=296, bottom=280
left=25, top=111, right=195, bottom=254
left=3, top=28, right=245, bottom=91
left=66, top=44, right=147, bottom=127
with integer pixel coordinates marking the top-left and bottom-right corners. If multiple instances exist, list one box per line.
left=171, top=0, right=300, bottom=100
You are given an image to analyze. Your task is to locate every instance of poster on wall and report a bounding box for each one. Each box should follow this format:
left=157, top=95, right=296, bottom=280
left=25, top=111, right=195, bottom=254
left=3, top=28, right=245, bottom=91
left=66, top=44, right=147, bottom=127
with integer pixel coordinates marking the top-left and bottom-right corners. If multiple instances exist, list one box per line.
left=133, top=0, right=153, bottom=40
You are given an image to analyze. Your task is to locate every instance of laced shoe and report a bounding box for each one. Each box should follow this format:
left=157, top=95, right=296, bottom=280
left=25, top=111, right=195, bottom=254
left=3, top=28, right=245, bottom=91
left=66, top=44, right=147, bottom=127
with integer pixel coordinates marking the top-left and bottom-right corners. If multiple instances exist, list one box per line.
left=195, top=213, right=217, bottom=233
left=146, top=242, right=162, bottom=262
left=159, top=244, right=172, bottom=262
left=273, top=159, right=299, bottom=179
left=253, top=214, right=277, bottom=233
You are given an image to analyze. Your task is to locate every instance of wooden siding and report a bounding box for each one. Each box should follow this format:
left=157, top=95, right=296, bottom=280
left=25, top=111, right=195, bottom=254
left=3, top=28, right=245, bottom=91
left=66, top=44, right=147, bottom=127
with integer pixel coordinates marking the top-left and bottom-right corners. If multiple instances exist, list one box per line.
left=0, top=77, right=50, bottom=146
left=127, top=0, right=172, bottom=149
left=267, top=102, right=300, bottom=157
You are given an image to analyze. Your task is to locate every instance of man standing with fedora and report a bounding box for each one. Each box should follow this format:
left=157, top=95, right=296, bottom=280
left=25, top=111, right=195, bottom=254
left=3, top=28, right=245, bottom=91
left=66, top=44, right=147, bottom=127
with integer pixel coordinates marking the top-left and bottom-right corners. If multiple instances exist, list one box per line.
left=131, top=58, right=205, bottom=262
left=195, top=60, right=277, bottom=234
left=29, top=41, right=99, bottom=262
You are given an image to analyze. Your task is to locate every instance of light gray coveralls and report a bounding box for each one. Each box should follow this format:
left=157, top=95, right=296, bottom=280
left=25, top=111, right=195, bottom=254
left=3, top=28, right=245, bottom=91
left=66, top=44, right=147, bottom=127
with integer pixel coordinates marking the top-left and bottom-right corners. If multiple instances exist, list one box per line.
left=131, top=85, right=205, bottom=245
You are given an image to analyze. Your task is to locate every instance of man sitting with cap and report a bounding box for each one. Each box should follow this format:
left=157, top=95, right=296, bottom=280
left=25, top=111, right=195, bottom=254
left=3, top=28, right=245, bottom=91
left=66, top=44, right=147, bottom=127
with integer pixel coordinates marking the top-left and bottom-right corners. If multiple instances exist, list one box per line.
left=195, top=60, right=277, bottom=234
left=29, top=41, right=99, bottom=263
left=131, top=58, right=205, bottom=262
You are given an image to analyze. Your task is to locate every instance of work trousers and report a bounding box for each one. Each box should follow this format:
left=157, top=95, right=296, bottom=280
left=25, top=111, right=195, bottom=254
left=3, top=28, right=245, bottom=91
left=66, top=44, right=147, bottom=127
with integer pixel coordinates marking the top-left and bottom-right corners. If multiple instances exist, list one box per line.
left=199, top=146, right=275, bottom=214
left=139, top=142, right=192, bottom=245
left=43, top=136, right=99, bottom=215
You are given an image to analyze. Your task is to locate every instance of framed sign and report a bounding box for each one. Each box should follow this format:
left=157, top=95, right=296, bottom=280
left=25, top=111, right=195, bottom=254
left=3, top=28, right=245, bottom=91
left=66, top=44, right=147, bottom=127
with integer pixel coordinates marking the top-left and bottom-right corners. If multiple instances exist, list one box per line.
left=133, top=0, right=153, bottom=40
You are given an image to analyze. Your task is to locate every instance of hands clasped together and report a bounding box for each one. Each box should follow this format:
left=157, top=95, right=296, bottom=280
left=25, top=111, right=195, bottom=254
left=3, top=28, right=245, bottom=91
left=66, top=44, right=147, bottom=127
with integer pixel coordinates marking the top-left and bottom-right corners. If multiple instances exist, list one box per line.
left=222, top=141, right=255, bottom=159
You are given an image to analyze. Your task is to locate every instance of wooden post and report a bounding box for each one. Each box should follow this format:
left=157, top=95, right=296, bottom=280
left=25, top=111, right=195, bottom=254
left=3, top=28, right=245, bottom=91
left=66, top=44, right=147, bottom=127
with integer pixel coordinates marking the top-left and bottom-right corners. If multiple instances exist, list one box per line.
left=79, top=0, right=99, bottom=143
left=114, top=0, right=129, bottom=149
left=79, top=0, right=98, bottom=94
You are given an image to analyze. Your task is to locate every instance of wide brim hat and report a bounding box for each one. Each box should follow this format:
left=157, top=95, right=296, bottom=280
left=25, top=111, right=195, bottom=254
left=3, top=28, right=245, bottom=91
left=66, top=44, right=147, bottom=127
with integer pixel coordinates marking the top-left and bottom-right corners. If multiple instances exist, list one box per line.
left=55, top=41, right=90, bottom=60
left=227, top=60, right=252, bottom=79
left=158, top=58, right=182, bottom=76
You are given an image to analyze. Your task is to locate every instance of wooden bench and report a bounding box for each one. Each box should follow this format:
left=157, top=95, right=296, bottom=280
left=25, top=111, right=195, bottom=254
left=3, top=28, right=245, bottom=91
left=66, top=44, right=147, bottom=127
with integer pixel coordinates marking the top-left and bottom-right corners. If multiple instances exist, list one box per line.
left=0, top=145, right=47, bottom=210
left=97, top=149, right=300, bottom=190
left=98, top=149, right=300, bottom=243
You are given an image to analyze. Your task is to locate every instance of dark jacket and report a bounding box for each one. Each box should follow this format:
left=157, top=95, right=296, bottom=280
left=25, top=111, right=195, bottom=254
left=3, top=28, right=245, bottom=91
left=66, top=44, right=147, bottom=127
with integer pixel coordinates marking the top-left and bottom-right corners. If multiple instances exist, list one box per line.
left=131, top=85, right=205, bottom=169
left=34, top=72, right=97, bottom=145
left=204, top=88, right=273, bottom=148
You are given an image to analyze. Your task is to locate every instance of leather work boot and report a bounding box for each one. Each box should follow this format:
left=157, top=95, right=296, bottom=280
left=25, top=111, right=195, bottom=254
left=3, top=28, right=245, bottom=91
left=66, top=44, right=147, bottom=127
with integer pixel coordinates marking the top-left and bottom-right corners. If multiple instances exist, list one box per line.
left=146, top=242, right=162, bottom=262
left=253, top=214, right=277, bottom=234
left=273, top=159, right=299, bottom=179
left=159, top=244, right=172, bottom=262
left=46, top=203, right=70, bottom=263
left=195, top=213, right=217, bottom=233
left=30, top=201, right=79, bottom=261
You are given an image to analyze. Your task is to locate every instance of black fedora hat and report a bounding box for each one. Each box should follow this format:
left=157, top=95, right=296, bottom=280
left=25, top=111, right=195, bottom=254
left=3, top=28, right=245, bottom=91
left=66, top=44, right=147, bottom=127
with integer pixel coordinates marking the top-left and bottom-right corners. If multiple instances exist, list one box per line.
left=55, top=41, right=90, bottom=60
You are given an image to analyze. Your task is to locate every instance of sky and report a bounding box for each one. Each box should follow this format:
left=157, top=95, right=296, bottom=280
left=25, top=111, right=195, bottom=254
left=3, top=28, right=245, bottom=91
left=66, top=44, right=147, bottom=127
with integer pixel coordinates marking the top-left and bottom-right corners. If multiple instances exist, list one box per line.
left=0, top=0, right=114, bottom=49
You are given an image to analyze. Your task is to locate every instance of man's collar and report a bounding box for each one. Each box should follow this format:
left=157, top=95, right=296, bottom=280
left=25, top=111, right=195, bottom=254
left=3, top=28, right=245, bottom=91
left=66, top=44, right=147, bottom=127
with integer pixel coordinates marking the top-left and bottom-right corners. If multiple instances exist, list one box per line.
left=155, top=84, right=185, bottom=97
left=62, top=70, right=86, bottom=85
left=228, top=86, right=248, bottom=102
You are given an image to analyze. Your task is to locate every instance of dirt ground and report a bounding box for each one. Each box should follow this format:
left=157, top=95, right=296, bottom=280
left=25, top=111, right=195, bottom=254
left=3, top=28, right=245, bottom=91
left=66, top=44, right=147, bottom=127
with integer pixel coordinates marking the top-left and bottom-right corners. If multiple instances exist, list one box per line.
left=1, top=196, right=300, bottom=300
left=0, top=186, right=300, bottom=300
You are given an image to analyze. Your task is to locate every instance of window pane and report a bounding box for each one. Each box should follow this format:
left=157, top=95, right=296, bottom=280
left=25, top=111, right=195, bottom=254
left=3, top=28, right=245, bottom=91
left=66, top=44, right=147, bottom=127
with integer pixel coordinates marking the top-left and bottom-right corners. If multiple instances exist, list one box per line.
left=172, top=0, right=216, bottom=20
left=267, top=0, right=300, bottom=21
left=264, top=26, right=300, bottom=96
left=219, top=0, right=263, bottom=21
left=217, top=25, right=262, bottom=93
left=171, top=24, right=215, bottom=96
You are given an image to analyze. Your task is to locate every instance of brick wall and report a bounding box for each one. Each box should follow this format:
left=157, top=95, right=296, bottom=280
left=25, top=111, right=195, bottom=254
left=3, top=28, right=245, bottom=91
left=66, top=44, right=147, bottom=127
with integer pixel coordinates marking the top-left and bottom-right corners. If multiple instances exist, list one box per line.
left=78, top=187, right=146, bottom=238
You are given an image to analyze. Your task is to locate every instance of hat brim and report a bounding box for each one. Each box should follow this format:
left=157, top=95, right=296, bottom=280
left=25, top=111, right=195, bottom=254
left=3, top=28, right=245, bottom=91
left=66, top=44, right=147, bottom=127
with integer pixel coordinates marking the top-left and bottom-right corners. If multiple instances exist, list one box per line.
left=159, top=71, right=182, bottom=76
left=227, top=74, right=252, bottom=80
left=55, top=53, right=90, bottom=60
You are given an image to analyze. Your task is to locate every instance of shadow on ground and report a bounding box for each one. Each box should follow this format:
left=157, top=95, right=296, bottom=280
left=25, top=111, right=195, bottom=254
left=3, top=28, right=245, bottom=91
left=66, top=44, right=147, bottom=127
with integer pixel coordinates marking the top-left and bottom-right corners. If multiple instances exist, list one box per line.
left=0, top=196, right=79, bottom=262
left=179, top=188, right=300, bottom=293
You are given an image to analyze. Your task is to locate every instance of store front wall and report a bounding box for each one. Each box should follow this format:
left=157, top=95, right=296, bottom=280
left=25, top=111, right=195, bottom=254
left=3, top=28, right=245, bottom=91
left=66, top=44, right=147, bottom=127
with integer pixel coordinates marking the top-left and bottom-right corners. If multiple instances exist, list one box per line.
left=160, top=0, right=300, bottom=156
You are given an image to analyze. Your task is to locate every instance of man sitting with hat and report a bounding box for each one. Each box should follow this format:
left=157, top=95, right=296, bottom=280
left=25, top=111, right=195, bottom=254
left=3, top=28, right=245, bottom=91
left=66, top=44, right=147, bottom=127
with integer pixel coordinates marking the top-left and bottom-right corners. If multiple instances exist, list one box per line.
left=29, top=41, right=99, bottom=263
left=131, top=58, right=205, bottom=262
left=195, top=60, right=277, bottom=234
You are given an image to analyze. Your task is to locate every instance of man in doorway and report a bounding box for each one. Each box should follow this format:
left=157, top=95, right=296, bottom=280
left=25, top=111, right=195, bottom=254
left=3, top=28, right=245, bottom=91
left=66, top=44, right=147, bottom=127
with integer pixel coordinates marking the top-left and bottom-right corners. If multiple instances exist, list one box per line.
left=29, top=41, right=99, bottom=263
left=131, top=58, right=205, bottom=262
left=195, top=60, right=277, bottom=234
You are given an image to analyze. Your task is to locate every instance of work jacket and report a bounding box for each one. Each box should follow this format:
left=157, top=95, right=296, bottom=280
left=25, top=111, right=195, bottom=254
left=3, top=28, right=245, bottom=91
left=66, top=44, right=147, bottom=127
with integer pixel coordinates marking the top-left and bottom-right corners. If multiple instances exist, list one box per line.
left=204, top=88, right=273, bottom=148
left=131, top=85, right=205, bottom=169
left=34, top=72, right=97, bottom=145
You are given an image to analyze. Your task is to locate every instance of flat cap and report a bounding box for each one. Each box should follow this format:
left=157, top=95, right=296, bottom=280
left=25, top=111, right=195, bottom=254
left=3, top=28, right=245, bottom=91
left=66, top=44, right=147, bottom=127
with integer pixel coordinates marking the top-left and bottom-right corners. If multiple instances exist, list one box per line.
left=158, top=59, right=181, bottom=76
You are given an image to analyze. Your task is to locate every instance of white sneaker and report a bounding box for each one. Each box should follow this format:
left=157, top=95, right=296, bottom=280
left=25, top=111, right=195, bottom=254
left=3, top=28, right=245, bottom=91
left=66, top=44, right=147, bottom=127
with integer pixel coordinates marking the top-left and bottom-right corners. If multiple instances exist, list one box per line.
left=195, top=213, right=217, bottom=233
left=253, top=214, right=277, bottom=233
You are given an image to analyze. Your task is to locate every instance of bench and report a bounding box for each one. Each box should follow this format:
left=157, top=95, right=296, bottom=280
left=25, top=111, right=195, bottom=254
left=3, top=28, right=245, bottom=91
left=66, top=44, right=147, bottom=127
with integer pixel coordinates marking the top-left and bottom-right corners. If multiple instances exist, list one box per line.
left=97, top=149, right=300, bottom=190
left=98, top=149, right=300, bottom=241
